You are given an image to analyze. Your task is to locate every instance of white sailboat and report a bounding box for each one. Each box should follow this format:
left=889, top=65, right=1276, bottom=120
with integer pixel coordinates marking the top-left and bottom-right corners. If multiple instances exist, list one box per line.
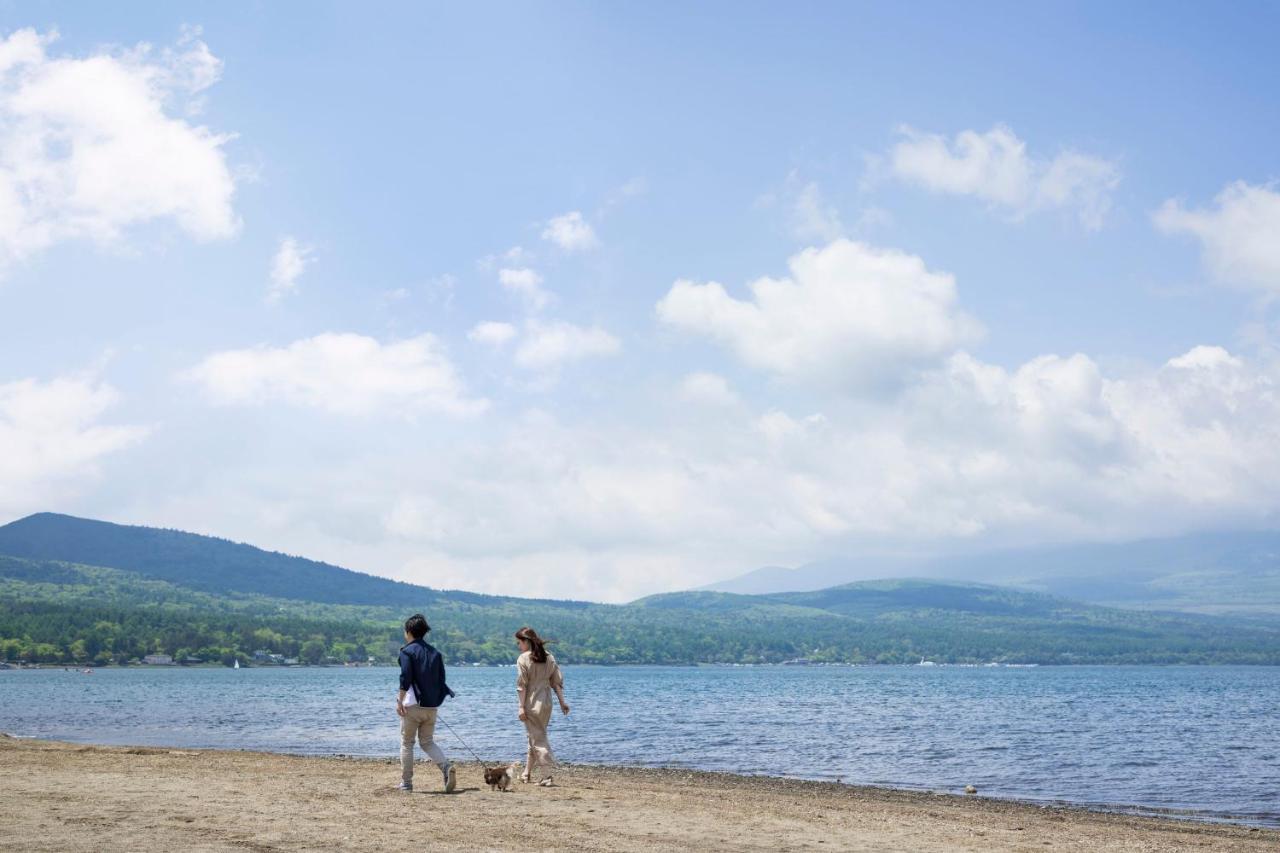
left=233, top=659, right=240, bottom=669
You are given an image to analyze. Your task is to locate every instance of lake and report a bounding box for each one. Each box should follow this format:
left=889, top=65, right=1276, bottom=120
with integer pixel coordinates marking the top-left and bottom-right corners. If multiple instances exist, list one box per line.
left=1, top=664, right=1276, bottom=826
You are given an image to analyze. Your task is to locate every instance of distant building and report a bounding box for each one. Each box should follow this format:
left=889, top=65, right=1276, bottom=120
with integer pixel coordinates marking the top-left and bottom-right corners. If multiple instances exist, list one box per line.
left=142, top=654, right=174, bottom=665
left=252, top=649, right=273, bottom=662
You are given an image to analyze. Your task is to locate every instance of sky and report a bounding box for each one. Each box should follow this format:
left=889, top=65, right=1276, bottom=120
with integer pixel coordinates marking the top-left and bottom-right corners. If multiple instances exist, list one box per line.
left=1, top=2, right=1279, bottom=602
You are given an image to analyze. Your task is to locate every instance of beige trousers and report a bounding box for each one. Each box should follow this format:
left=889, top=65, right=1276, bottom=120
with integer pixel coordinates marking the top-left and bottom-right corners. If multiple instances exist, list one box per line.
left=400, top=704, right=448, bottom=783
left=523, top=690, right=558, bottom=777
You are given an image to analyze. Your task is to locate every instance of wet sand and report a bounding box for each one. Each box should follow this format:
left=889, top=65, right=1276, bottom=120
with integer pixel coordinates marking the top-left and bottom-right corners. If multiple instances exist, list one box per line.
left=0, top=736, right=1274, bottom=852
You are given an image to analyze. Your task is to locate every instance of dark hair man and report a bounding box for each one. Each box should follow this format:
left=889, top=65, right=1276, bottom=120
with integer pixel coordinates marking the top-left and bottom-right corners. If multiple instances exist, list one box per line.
left=395, top=613, right=456, bottom=792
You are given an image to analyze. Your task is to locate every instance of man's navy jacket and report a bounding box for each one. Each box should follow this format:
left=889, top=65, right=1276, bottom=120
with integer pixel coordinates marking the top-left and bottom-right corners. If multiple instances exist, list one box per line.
left=399, top=638, right=455, bottom=708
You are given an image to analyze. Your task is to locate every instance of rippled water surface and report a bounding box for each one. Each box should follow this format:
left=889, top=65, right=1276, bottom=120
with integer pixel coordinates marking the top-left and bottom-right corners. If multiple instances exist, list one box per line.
left=2, top=664, right=1276, bottom=826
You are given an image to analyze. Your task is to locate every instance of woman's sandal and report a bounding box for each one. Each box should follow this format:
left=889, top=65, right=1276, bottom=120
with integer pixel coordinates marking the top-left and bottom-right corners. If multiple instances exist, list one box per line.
left=538, top=776, right=554, bottom=787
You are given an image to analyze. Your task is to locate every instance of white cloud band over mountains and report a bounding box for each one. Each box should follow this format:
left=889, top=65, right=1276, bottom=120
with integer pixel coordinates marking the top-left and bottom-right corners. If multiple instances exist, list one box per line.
left=158, top=234, right=1280, bottom=601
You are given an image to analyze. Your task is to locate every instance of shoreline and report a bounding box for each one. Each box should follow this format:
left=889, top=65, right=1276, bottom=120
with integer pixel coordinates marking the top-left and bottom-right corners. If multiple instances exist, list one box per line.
left=1, top=737, right=1275, bottom=852
left=2, top=731, right=1274, bottom=830
left=8, top=660, right=1280, bottom=669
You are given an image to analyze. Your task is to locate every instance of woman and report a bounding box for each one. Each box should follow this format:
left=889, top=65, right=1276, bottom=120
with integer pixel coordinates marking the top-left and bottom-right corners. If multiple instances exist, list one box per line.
left=514, top=626, right=570, bottom=785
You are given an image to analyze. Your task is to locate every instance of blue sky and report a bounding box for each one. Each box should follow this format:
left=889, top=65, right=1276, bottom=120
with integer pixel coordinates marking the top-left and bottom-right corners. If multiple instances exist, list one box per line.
left=2, top=2, right=1279, bottom=601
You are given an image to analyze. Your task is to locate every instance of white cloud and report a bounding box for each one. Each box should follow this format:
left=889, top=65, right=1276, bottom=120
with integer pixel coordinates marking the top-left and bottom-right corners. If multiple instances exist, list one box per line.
left=1153, top=181, right=1280, bottom=293
left=656, top=238, right=982, bottom=389
left=790, top=182, right=844, bottom=242
left=183, top=332, right=487, bottom=416
left=499, top=267, right=551, bottom=312
left=108, top=229, right=1280, bottom=602
left=679, top=371, right=739, bottom=406
left=331, top=342, right=1280, bottom=597
left=0, top=28, right=238, bottom=272
left=136, top=329, right=1280, bottom=602
left=267, top=237, right=313, bottom=303
left=159, top=25, right=223, bottom=113
left=477, top=245, right=532, bottom=271
left=514, top=320, right=621, bottom=371
left=541, top=210, right=598, bottom=252
left=0, top=374, right=147, bottom=516
left=756, top=409, right=826, bottom=443
left=468, top=321, right=517, bottom=347
left=888, top=124, right=1119, bottom=229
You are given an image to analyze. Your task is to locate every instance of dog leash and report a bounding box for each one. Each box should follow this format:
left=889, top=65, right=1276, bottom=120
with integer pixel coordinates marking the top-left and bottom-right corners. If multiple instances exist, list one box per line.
left=436, top=714, right=488, bottom=764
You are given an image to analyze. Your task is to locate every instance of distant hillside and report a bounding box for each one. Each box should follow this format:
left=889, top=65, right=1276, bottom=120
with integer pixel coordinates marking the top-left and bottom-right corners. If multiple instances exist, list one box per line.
left=703, top=532, right=1280, bottom=617
left=0, top=513, right=563, bottom=609
left=2, top=514, right=1279, bottom=666
left=768, top=579, right=1079, bottom=620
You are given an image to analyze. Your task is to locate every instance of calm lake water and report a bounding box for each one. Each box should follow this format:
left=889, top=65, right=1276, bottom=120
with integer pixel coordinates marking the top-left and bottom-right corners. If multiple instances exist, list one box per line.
left=2, top=664, right=1276, bottom=826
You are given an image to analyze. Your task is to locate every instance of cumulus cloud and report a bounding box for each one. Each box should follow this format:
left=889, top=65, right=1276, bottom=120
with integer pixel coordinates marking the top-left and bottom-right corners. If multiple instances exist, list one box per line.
left=0, top=28, right=238, bottom=272
left=468, top=321, right=517, bottom=347
left=541, top=210, right=598, bottom=252
left=267, top=237, right=313, bottom=303
left=148, top=327, right=1280, bottom=602
left=499, top=267, right=551, bottom=312
left=888, top=124, right=1119, bottom=229
left=0, top=374, right=147, bottom=516
left=679, top=371, right=739, bottom=406
left=322, top=341, right=1280, bottom=598
left=1153, top=181, right=1280, bottom=293
left=183, top=333, right=486, bottom=416
left=656, top=239, right=982, bottom=389
left=514, top=320, right=621, bottom=371
left=126, top=229, right=1280, bottom=601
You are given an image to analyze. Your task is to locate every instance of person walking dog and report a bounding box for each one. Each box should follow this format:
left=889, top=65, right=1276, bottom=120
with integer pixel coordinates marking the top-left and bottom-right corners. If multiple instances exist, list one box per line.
left=396, top=613, right=456, bottom=792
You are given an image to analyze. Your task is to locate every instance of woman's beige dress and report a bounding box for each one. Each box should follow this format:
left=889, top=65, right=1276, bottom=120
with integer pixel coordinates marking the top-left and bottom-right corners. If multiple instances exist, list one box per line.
left=517, top=650, right=563, bottom=778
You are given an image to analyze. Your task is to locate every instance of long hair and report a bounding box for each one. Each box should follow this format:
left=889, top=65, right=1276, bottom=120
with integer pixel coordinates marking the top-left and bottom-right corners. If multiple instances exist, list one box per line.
left=514, top=626, right=548, bottom=663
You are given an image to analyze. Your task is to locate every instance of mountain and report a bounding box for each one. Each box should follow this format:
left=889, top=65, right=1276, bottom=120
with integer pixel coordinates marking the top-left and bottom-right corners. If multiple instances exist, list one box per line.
left=2, top=513, right=1279, bottom=667
left=702, top=531, right=1280, bottom=617
left=0, top=512, right=577, bottom=609
left=700, top=555, right=921, bottom=596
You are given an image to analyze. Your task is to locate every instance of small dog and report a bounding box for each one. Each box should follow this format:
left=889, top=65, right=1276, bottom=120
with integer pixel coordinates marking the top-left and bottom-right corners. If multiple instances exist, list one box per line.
left=484, top=762, right=520, bottom=792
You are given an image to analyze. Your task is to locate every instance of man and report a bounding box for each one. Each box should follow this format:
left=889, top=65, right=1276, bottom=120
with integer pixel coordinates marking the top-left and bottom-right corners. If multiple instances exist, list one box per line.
left=395, top=613, right=456, bottom=793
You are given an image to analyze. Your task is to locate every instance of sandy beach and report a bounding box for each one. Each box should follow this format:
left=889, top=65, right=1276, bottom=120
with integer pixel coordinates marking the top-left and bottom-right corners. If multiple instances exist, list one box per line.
left=0, top=736, right=1273, bottom=852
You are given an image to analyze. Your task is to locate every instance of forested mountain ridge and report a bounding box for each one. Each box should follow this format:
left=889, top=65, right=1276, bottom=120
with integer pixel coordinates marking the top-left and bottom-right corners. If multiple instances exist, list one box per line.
left=2, top=514, right=1278, bottom=667
left=0, top=513, right=587, bottom=609
left=704, top=532, right=1280, bottom=617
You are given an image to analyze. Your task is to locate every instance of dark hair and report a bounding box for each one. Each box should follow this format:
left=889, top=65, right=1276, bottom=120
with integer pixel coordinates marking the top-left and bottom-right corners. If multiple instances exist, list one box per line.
left=514, top=626, right=548, bottom=663
left=404, top=614, right=430, bottom=640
